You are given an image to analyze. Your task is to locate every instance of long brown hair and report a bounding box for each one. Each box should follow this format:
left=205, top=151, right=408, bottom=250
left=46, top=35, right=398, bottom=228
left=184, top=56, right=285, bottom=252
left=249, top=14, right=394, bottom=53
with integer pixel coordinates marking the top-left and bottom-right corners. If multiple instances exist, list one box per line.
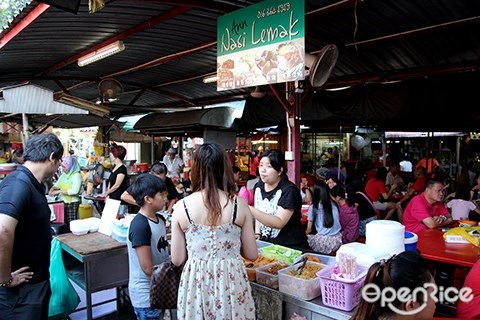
left=190, top=143, right=236, bottom=225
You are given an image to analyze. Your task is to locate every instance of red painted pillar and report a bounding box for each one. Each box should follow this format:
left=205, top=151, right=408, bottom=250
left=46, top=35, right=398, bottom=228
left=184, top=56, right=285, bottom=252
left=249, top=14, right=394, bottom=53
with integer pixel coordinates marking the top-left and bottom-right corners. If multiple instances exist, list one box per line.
left=287, top=116, right=301, bottom=186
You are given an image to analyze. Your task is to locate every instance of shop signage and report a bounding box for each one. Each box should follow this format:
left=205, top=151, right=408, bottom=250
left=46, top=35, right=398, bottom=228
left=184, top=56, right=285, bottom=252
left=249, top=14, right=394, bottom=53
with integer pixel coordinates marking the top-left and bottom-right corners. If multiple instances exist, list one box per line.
left=217, top=0, right=305, bottom=90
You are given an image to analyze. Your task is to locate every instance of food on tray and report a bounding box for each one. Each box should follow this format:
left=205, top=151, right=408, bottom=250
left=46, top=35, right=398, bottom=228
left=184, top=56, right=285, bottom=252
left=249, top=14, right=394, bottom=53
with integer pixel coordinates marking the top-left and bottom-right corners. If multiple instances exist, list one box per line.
left=304, top=254, right=321, bottom=263
left=242, top=255, right=276, bottom=268
left=218, top=59, right=236, bottom=89
left=256, top=261, right=289, bottom=289
left=222, top=59, right=234, bottom=69
left=287, top=261, right=323, bottom=280
left=261, top=244, right=302, bottom=264
left=262, top=262, right=289, bottom=275
left=242, top=255, right=276, bottom=281
left=277, top=42, right=304, bottom=80
left=459, top=220, right=477, bottom=227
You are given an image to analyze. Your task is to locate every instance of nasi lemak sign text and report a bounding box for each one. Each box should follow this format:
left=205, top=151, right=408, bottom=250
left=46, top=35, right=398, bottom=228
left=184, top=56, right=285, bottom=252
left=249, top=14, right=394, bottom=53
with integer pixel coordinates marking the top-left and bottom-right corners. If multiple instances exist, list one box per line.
left=217, top=0, right=305, bottom=90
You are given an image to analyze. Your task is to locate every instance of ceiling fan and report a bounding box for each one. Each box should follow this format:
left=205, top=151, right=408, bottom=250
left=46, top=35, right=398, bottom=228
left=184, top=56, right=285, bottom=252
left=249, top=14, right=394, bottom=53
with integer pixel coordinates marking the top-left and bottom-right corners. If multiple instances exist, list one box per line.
left=305, top=44, right=339, bottom=88
left=98, top=78, right=123, bottom=103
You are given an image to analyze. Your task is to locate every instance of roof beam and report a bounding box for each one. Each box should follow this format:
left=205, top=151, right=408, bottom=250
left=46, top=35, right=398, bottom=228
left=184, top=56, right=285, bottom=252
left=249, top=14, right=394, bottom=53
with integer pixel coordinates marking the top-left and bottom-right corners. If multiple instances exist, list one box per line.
left=0, top=3, right=50, bottom=50
left=150, top=87, right=196, bottom=106
left=345, top=15, right=480, bottom=47
left=306, top=0, right=357, bottom=17
left=41, top=5, right=193, bottom=75
left=60, top=41, right=216, bottom=93
left=108, top=40, right=216, bottom=77
left=324, top=60, right=480, bottom=88
left=135, top=0, right=241, bottom=13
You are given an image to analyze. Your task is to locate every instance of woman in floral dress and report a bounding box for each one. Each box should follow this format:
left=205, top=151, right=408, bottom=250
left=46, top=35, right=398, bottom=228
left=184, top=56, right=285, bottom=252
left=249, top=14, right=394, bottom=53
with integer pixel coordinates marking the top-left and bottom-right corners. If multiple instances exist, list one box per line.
left=171, top=143, right=258, bottom=319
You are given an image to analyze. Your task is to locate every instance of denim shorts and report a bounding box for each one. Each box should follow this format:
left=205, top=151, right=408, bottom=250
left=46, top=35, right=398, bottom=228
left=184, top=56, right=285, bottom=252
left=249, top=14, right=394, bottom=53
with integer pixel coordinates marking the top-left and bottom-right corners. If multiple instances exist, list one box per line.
left=133, top=306, right=164, bottom=320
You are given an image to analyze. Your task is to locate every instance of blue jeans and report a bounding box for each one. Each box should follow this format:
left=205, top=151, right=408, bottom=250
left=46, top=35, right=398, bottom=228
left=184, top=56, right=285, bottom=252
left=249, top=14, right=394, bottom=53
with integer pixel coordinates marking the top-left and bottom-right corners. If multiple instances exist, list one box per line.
left=134, top=306, right=164, bottom=320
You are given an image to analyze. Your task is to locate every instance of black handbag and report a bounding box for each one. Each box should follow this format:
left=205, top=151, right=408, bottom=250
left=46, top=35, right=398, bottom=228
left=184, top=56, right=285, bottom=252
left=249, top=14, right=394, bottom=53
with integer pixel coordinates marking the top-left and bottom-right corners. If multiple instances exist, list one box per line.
left=150, top=260, right=184, bottom=310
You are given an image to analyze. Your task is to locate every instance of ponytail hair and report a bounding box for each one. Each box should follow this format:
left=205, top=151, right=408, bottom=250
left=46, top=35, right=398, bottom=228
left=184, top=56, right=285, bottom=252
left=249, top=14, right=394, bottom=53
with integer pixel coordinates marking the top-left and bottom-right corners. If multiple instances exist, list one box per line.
left=351, top=251, right=432, bottom=319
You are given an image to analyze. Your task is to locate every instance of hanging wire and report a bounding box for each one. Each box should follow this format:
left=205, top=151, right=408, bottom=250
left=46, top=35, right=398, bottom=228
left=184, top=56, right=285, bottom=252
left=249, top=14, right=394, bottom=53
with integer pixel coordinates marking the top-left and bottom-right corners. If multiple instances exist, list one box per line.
left=353, top=0, right=360, bottom=51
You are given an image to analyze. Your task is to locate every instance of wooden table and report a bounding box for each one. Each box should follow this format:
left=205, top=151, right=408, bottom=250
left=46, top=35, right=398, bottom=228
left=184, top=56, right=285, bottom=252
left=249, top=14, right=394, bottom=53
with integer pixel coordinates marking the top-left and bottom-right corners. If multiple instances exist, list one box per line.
left=417, top=228, right=480, bottom=268
left=56, top=232, right=129, bottom=320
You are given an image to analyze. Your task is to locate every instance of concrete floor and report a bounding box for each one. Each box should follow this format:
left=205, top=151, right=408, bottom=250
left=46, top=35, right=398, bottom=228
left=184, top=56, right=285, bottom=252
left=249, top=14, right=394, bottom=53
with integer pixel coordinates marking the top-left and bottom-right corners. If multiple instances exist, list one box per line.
left=69, top=281, right=174, bottom=320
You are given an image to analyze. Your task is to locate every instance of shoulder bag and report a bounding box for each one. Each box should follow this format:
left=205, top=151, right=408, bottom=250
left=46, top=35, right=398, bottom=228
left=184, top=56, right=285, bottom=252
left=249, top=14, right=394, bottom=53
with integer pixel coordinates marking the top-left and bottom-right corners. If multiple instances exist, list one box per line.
left=150, top=260, right=184, bottom=310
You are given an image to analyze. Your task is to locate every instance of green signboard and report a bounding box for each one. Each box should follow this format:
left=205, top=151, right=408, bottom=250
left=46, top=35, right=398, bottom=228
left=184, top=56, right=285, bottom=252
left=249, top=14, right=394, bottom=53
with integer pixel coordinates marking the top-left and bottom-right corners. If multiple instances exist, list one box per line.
left=216, top=0, right=305, bottom=90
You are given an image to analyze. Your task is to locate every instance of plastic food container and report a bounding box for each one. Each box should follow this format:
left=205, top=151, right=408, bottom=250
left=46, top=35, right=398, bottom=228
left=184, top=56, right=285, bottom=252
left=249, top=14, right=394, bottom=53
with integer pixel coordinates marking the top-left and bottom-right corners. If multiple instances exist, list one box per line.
left=278, top=261, right=324, bottom=300
left=294, top=252, right=336, bottom=266
left=255, top=261, right=290, bottom=289
left=317, top=264, right=368, bottom=311
left=70, top=219, right=90, bottom=236
left=256, top=240, right=273, bottom=250
left=459, top=220, right=477, bottom=227
left=262, top=244, right=302, bottom=264
left=83, top=217, right=101, bottom=233
left=242, top=255, right=277, bottom=281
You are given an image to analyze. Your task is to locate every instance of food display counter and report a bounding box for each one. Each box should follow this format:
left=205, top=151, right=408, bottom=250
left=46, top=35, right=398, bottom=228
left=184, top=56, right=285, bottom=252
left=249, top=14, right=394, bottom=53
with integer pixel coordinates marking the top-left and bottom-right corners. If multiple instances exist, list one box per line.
left=251, top=281, right=352, bottom=320
left=56, top=232, right=129, bottom=320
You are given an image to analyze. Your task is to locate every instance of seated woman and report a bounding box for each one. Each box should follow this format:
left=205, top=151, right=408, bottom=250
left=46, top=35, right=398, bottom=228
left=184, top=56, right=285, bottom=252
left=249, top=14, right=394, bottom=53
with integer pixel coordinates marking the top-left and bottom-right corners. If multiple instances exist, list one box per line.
left=364, top=167, right=398, bottom=220
left=306, top=180, right=342, bottom=254
left=300, top=173, right=313, bottom=204
left=351, top=251, right=437, bottom=320
left=446, top=183, right=480, bottom=220
left=332, top=186, right=359, bottom=244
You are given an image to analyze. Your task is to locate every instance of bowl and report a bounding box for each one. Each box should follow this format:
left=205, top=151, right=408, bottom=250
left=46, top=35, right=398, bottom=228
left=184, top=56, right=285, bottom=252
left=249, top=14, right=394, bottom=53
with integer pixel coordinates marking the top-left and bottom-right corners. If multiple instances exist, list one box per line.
left=459, top=220, right=477, bottom=228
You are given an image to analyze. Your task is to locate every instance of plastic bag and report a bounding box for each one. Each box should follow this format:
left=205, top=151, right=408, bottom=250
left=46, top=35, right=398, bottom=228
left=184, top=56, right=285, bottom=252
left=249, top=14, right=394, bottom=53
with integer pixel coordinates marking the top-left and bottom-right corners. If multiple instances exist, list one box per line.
left=48, top=238, right=80, bottom=319
left=443, top=226, right=480, bottom=247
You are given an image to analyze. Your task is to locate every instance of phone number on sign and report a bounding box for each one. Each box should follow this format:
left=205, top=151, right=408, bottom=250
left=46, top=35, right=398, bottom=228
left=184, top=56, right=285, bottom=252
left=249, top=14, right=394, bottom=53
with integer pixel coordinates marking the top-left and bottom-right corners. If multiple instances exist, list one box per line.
left=258, top=3, right=291, bottom=19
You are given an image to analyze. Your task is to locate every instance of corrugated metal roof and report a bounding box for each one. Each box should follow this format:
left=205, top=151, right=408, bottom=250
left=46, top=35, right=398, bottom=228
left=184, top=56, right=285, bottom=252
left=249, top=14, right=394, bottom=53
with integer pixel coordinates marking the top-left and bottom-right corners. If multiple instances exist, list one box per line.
left=0, top=0, right=479, bottom=129
left=0, top=84, right=87, bottom=114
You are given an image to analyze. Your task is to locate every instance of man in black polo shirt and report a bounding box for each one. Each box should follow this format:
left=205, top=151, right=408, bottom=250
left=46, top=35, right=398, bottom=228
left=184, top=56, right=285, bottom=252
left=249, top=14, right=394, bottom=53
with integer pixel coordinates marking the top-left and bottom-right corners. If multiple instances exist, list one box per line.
left=0, top=133, right=64, bottom=319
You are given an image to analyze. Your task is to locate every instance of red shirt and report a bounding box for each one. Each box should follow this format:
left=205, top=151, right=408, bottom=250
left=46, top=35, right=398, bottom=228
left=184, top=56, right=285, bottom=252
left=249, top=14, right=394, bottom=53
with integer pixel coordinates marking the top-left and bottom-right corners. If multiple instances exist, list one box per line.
left=411, top=176, right=426, bottom=193
left=457, top=259, right=480, bottom=319
left=365, top=179, right=386, bottom=202
left=402, top=193, right=449, bottom=233
left=250, top=156, right=259, bottom=176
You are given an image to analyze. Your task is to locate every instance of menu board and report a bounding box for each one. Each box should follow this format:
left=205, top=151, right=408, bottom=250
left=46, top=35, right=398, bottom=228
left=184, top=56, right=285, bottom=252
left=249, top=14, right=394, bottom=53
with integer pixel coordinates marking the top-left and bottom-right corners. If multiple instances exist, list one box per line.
left=217, top=0, right=305, bottom=90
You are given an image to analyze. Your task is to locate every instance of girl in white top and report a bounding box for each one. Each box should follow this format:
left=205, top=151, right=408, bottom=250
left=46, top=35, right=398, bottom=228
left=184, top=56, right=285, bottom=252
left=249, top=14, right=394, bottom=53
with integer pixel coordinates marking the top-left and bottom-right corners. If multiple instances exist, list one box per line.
left=446, top=186, right=480, bottom=220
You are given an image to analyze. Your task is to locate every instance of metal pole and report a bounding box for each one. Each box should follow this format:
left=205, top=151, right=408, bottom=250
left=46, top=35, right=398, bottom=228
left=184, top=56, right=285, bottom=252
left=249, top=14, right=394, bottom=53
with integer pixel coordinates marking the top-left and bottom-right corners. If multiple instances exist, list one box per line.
left=21, top=113, right=29, bottom=144
left=455, top=136, right=461, bottom=179
left=151, top=135, right=154, bottom=163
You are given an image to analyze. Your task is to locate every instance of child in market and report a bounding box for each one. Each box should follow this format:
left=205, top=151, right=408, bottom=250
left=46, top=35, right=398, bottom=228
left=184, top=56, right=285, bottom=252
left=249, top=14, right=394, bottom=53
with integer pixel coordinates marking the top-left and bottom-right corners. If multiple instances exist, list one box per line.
left=126, top=173, right=170, bottom=320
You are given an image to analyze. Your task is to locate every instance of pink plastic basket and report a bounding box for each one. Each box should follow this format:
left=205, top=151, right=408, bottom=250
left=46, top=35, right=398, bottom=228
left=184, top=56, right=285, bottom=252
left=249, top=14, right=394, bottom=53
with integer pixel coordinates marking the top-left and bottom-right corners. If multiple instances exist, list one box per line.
left=317, top=265, right=368, bottom=311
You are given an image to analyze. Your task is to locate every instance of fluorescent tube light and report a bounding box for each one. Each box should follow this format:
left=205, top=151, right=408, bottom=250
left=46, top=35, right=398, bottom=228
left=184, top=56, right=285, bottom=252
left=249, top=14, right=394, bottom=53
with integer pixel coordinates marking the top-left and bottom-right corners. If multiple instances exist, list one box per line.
left=78, top=41, right=125, bottom=67
left=203, top=73, right=219, bottom=84
left=252, top=140, right=278, bottom=144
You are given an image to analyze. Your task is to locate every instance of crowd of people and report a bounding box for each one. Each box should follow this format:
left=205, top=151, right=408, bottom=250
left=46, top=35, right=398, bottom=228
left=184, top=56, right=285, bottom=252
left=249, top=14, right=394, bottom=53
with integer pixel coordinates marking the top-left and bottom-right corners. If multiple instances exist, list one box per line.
left=3, top=132, right=480, bottom=320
